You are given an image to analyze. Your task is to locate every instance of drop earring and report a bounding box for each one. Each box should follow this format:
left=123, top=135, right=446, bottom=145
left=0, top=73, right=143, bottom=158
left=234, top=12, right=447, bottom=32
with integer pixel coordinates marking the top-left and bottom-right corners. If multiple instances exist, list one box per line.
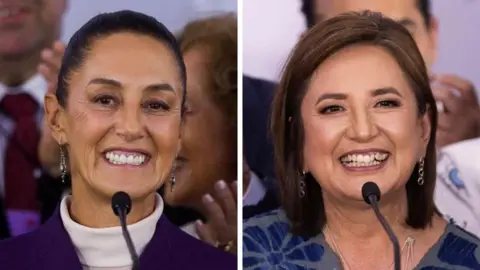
left=299, top=171, right=306, bottom=198
left=417, top=157, right=425, bottom=186
left=170, top=160, right=176, bottom=192
left=60, top=145, right=67, bottom=184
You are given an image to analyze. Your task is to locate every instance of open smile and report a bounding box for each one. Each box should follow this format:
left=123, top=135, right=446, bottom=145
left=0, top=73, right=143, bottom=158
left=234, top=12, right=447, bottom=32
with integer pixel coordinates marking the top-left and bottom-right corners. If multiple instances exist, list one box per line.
left=339, top=150, right=390, bottom=172
left=103, top=149, right=151, bottom=167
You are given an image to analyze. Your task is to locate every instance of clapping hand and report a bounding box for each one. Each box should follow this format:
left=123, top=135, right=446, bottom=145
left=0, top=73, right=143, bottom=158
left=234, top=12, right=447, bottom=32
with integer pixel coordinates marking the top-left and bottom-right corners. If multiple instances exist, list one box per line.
left=195, top=180, right=237, bottom=254
left=38, top=41, right=66, bottom=94
left=431, top=74, right=480, bottom=147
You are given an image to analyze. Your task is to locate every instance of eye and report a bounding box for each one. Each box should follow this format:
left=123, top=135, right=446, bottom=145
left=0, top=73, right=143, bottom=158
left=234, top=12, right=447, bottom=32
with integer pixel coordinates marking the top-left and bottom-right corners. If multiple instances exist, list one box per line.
left=375, top=100, right=401, bottom=108
left=320, top=105, right=345, bottom=114
left=143, top=100, right=170, bottom=112
left=93, top=95, right=117, bottom=107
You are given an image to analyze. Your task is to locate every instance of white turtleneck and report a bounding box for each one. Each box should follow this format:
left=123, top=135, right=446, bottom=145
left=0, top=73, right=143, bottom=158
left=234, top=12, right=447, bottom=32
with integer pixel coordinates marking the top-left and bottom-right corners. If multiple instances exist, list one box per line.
left=60, top=193, right=164, bottom=270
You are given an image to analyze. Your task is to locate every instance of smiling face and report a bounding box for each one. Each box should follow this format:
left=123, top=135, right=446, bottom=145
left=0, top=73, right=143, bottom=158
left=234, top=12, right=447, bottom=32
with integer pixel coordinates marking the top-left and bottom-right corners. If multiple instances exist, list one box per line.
left=51, top=32, right=182, bottom=200
left=301, top=45, right=430, bottom=202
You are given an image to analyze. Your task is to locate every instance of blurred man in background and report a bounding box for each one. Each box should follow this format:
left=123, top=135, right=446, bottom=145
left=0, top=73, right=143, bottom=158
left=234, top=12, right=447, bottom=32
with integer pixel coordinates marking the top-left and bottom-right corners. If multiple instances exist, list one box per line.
left=0, top=0, right=67, bottom=238
left=300, top=0, right=480, bottom=236
left=301, top=0, right=480, bottom=147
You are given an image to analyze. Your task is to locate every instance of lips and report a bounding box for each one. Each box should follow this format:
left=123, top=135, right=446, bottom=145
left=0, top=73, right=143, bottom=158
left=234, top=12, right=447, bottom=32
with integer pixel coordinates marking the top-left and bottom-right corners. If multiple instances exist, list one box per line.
left=0, top=5, right=30, bottom=24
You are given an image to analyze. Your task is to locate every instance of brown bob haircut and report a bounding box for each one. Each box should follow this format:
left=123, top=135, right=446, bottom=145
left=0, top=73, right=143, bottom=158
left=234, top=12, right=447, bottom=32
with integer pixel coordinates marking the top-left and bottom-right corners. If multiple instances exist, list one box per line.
left=177, top=13, right=237, bottom=128
left=270, top=11, right=438, bottom=237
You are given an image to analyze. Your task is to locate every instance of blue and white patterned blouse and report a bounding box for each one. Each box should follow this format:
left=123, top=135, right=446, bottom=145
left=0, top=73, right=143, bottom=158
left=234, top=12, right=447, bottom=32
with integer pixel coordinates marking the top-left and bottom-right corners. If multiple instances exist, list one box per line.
left=243, top=209, right=480, bottom=269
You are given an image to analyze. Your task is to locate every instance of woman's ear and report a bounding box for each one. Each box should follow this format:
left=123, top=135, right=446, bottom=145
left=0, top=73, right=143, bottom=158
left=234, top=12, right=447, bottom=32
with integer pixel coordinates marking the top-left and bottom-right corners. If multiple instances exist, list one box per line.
left=44, top=93, right=68, bottom=144
left=420, top=105, right=432, bottom=155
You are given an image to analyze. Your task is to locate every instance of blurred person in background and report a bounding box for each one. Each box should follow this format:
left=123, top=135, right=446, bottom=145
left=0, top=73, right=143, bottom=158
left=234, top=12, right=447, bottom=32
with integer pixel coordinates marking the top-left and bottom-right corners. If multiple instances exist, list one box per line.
left=0, top=0, right=68, bottom=238
left=162, top=13, right=238, bottom=253
left=300, top=0, right=480, bottom=237
left=0, top=10, right=236, bottom=269
left=242, top=76, right=279, bottom=219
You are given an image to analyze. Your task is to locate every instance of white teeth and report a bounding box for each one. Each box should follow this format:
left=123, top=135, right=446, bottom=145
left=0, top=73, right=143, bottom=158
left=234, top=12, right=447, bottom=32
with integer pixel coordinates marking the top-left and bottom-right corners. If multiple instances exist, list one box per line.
left=104, top=151, right=147, bottom=166
left=340, top=152, right=389, bottom=166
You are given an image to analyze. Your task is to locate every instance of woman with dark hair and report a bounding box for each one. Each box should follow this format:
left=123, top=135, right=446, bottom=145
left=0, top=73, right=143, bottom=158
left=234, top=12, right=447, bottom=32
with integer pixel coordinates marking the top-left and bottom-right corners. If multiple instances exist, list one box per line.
left=243, top=11, right=480, bottom=269
left=0, top=10, right=235, bottom=269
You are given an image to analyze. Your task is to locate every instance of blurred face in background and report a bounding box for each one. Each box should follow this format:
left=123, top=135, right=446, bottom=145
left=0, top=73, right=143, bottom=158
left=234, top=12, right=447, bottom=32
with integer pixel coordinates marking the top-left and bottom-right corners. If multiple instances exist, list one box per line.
left=314, top=0, right=438, bottom=69
left=0, top=0, right=66, bottom=59
left=164, top=46, right=236, bottom=208
left=55, top=32, right=182, bottom=201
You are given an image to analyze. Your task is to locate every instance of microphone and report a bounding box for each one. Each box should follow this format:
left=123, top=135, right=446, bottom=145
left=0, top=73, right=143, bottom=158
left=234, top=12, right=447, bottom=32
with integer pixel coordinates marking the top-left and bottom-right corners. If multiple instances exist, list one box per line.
left=111, top=191, right=140, bottom=270
left=361, top=182, right=400, bottom=270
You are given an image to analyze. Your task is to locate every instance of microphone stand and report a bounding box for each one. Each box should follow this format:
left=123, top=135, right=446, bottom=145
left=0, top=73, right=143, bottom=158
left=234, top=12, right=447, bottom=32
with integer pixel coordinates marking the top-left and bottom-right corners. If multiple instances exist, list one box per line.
left=367, top=195, right=401, bottom=270
left=112, top=192, right=140, bottom=270
left=362, top=182, right=401, bottom=270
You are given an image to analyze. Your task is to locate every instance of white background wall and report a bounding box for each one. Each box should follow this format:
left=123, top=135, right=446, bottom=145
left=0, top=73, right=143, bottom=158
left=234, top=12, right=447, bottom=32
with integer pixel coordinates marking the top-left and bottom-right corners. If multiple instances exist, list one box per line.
left=243, top=0, right=480, bottom=96
left=60, top=0, right=237, bottom=41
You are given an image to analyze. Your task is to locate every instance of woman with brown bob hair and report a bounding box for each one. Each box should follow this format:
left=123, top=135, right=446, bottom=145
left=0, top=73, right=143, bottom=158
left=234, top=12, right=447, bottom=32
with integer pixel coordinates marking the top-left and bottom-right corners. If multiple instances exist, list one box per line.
left=243, top=11, right=480, bottom=269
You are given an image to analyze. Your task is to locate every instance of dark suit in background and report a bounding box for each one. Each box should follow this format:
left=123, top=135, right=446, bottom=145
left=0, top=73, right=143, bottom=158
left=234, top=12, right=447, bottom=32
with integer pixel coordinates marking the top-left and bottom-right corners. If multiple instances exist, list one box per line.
left=243, top=75, right=276, bottom=179
left=243, top=75, right=280, bottom=218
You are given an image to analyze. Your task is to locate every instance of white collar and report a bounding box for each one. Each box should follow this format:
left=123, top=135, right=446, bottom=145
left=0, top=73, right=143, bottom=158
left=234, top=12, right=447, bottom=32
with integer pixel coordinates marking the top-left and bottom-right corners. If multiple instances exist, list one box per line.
left=60, top=193, right=164, bottom=268
left=0, top=73, right=46, bottom=105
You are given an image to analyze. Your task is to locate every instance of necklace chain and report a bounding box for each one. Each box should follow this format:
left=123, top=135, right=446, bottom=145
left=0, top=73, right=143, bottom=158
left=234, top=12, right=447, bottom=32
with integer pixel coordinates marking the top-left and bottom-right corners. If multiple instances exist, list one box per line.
left=324, top=224, right=416, bottom=270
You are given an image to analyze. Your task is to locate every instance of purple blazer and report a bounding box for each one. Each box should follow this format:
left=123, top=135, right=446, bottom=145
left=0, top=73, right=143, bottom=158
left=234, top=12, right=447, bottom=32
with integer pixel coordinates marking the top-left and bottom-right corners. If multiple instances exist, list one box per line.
left=0, top=207, right=237, bottom=269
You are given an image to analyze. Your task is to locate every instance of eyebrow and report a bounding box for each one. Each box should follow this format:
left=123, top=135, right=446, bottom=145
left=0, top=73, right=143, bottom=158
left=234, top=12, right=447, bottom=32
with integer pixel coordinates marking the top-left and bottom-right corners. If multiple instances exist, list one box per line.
left=87, top=78, right=175, bottom=93
left=315, top=87, right=403, bottom=105
left=397, top=18, right=417, bottom=29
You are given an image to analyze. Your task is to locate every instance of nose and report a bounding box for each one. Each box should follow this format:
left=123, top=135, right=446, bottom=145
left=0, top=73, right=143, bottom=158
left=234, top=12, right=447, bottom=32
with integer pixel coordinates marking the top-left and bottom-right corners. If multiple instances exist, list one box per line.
left=115, top=105, right=145, bottom=142
left=346, top=108, right=379, bottom=142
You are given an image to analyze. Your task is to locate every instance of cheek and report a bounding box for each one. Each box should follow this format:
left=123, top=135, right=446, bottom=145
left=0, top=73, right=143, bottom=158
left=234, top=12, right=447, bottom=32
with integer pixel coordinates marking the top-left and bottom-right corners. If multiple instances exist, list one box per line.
left=302, top=115, right=349, bottom=169
left=66, top=110, right=112, bottom=165
left=375, top=112, right=423, bottom=157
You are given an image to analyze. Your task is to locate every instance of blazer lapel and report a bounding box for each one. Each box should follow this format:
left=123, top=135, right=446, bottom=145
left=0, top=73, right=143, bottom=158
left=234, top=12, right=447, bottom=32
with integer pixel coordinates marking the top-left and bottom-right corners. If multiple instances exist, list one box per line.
left=137, top=215, right=173, bottom=269
left=33, top=207, right=83, bottom=270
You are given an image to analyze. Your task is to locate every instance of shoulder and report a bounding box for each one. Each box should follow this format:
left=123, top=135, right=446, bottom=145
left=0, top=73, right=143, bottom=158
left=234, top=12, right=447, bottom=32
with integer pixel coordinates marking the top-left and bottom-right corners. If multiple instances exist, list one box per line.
left=164, top=219, right=236, bottom=269
left=243, top=209, right=325, bottom=269
left=243, top=209, right=290, bottom=254
left=426, top=223, right=480, bottom=269
left=0, top=230, right=43, bottom=268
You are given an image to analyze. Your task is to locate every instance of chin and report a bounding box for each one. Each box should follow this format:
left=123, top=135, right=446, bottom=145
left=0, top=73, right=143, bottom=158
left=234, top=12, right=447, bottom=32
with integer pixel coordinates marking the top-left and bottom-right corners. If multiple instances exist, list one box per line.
left=92, top=179, right=159, bottom=201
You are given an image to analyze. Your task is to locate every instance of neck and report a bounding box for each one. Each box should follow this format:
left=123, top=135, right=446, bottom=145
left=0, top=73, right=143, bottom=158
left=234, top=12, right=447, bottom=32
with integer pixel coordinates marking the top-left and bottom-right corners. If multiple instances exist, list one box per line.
left=0, top=50, right=42, bottom=87
left=70, top=177, right=157, bottom=228
left=323, top=188, right=410, bottom=245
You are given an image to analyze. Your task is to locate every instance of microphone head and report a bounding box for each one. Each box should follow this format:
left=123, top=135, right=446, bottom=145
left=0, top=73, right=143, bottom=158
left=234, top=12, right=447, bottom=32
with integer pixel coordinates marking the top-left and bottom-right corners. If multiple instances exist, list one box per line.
left=361, top=182, right=381, bottom=205
left=111, top=191, right=132, bottom=216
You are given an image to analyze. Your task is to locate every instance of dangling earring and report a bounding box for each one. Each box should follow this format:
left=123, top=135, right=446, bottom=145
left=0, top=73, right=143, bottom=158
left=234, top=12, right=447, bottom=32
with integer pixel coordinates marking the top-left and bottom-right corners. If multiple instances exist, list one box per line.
left=170, top=172, right=176, bottom=192
left=170, top=160, right=176, bottom=192
left=299, top=171, right=306, bottom=198
left=59, top=145, right=67, bottom=185
left=417, top=157, right=425, bottom=186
